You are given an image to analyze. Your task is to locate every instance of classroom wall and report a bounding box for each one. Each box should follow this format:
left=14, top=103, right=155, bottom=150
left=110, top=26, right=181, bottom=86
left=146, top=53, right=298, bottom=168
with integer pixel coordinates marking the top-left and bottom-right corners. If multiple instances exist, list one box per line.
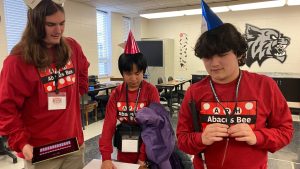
left=64, top=0, right=98, bottom=75
left=1, top=2, right=300, bottom=82
left=110, top=13, right=150, bottom=79
left=110, top=12, right=124, bottom=78
left=134, top=5, right=300, bottom=79
left=0, top=1, right=99, bottom=75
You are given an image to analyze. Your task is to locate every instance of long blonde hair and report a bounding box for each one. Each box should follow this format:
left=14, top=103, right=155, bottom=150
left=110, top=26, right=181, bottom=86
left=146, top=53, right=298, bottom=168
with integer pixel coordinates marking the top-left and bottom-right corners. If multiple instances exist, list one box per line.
left=11, top=0, right=70, bottom=69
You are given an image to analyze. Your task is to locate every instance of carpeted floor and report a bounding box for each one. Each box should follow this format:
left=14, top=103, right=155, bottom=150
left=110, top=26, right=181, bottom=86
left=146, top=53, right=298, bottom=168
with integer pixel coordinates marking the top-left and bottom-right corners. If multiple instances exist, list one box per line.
left=84, top=135, right=101, bottom=164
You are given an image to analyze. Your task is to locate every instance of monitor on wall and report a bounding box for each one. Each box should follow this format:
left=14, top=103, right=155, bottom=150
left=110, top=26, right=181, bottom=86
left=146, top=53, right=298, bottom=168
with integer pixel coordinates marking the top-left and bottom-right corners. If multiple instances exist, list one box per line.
left=136, top=41, right=163, bottom=67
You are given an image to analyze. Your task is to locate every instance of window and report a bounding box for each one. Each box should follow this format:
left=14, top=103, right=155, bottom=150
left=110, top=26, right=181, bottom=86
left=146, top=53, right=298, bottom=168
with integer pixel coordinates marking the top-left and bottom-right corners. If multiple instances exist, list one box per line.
left=3, top=0, right=27, bottom=53
left=122, top=17, right=131, bottom=41
left=96, top=10, right=110, bottom=77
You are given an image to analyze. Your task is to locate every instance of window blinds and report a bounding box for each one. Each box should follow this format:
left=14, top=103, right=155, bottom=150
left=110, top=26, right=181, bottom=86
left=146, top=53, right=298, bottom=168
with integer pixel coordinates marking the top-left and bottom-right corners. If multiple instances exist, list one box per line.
left=4, top=0, right=27, bottom=53
left=96, top=10, right=110, bottom=77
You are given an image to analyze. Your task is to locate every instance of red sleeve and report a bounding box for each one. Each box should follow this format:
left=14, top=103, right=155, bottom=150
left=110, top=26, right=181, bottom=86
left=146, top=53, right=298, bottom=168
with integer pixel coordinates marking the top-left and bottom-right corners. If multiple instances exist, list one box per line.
left=78, top=50, right=89, bottom=95
left=99, top=88, right=119, bottom=161
left=138, top=143, right=146, bottom=161
left=0, top=56, right=35, bottom=152
left=67, top=37, right=89, bottom=95
left=147, top=82, right=160, bottom=103
left=176, top=86, right=206, bottom=155
left=254, top=80, right=293, bottom=153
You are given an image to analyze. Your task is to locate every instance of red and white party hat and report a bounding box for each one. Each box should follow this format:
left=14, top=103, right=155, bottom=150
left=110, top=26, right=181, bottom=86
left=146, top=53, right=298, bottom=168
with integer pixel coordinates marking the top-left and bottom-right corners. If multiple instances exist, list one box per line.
left=124, top=31, right=140, bottom=54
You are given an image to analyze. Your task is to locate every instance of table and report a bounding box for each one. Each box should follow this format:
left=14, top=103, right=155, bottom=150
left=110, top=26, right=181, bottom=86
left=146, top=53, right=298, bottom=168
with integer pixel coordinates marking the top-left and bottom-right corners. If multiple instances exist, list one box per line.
left=288, top=102, right=300, bottom=115
left=88, top=84, right=119, bottom=96
left=81, top=82, right=120, bottom=129
left=83, top=159, right=139, bottom=169
left=156, top=79, right=191, bottom=114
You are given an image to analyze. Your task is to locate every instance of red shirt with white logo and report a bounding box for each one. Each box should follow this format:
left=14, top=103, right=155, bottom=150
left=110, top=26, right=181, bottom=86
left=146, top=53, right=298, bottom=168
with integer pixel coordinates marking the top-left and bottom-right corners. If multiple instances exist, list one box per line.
left=176, top=70, right=293, bottom=169
left=99, top=80, right=160, bottom=163
left=0, top=37, right=89, bottom=154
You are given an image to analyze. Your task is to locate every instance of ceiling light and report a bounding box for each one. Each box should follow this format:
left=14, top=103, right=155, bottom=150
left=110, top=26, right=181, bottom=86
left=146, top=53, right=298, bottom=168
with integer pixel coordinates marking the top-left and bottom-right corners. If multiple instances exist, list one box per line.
left=211, top=6, right=230, bottom=13
left=181, top=9, right=202, bottom=16
left=287, top=0, right=300, bottom=5
left=139, top=0, right=290, bottom=19
left=140, top=11, right=184, bottom=19
left=140, top=6, right=229, bottom=19
left=228, top=0, right=285, bottom=11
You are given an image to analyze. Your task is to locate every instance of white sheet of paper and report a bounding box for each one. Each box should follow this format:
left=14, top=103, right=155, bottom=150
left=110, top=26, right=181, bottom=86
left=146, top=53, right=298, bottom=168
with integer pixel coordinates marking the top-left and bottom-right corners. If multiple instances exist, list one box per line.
left=84, top=159, right=139, bottom=169
left=121, top=139, right=139, bottom=153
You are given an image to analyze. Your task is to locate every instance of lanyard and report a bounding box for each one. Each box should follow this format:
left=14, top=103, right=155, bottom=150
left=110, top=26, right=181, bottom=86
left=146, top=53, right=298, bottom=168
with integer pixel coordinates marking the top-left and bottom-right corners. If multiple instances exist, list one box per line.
left=209, top=70, right=242, bottom=125
left=125, top=83, right=142, bottom=120
left=50, top=67, right=60, bottom=94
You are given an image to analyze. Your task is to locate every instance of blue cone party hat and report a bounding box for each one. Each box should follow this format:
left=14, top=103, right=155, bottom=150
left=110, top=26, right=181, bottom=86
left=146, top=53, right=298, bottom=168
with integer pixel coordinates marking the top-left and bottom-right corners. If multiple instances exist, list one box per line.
left=201, top=0, right=223, bottom=33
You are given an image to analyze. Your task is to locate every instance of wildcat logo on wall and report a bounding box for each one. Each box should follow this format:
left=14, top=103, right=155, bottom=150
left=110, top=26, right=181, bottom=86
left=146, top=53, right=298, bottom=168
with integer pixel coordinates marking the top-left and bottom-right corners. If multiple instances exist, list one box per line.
left=179, top=33, right=188, bottom=70
left=244, top=24, right=290, bottom=67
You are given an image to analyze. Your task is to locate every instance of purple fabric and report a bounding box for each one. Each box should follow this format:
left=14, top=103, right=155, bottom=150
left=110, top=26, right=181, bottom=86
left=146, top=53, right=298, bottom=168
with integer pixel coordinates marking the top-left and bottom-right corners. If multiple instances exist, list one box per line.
left=136, top=103, right=175, bottom=169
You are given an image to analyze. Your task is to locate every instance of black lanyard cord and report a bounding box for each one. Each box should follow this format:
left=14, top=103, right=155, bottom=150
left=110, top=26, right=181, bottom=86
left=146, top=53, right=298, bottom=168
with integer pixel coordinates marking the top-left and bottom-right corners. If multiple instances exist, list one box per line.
left=125, top=83, right=142, bottom=121
left=209, top=70, right=242, bottom=125
left=50, top=67, right=59, bottom=94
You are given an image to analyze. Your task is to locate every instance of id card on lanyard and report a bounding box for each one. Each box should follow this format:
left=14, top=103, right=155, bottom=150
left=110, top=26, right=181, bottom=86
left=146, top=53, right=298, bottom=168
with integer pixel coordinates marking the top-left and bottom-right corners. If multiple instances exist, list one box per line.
left=47, top=66, right=67, bottom=110
left=48, top=92, right=67, bottom=110
left=121, top=84, right=142, bottom=153
left=121, top=135, right=139, bottom=153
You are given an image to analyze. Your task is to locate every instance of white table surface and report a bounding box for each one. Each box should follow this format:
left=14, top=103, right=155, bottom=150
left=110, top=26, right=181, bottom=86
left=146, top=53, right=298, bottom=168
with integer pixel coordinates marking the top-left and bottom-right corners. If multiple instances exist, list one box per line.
left=84, top=159, right=140, bottom=169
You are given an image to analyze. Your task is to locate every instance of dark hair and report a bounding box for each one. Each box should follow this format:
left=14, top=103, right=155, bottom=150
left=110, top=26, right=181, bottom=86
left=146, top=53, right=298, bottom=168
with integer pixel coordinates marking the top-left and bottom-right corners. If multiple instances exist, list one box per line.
left=194, top=23, right=248, bottom=66
left=118, top=53, right=147, bottom=76
left=11, top=0, right=70, bottom=69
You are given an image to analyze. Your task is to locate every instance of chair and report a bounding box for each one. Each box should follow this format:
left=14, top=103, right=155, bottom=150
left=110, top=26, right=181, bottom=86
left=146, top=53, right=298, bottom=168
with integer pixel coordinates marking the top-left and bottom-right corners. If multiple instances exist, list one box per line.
left=168, top=76, right=174, bottom=82
left=168, top=76, right=185, bottom=103
left=167, top=76, right=181, bottom=103
left=83, top=101, right=98, bottom=126
left=157, top=77, right=175, bottom=114
left=157, top=77, right=164, bottom=91
left=0, top=136, right=17, bottom=163
left=157, top=77, right=168, bottom=102
left=95, top=95, right=110, bottom=120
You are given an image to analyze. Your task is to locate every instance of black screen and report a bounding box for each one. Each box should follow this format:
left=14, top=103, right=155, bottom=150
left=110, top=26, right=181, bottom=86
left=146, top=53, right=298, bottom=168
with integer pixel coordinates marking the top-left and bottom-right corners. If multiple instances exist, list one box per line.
left=136, top=41, right=163, bottom=67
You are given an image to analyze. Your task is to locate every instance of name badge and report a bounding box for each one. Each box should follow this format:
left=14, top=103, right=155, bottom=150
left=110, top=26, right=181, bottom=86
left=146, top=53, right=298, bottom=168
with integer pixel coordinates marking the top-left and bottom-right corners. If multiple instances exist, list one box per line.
left=121, top=135, right=139, bottom=153
left=48, top=92, right=66, bottom=110
left=32, top=137, right=79, bottom=164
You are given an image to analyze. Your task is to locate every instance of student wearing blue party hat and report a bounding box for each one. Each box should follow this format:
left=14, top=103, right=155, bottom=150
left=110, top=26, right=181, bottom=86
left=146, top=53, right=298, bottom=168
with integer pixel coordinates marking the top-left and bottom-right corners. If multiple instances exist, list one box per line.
left=176, top=1, right=293, bottom=169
